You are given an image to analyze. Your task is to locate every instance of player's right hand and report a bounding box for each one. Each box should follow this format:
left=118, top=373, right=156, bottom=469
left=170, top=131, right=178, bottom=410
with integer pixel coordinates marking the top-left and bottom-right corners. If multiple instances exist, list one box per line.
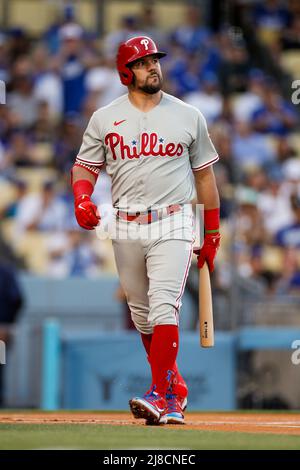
left=74, top=195, right=100, bottom=230
left=194, top=232, right=220, bottom=273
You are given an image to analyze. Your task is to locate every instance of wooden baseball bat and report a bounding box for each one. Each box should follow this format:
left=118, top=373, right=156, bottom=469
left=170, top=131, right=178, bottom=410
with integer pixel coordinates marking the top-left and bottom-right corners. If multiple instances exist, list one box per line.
left=199, top=261, right=214, bottom=347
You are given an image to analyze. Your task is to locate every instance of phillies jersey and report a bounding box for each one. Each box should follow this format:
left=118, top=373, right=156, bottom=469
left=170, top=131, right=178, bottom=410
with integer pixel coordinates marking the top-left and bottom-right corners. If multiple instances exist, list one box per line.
left=75, top=91, right=219, bottom=211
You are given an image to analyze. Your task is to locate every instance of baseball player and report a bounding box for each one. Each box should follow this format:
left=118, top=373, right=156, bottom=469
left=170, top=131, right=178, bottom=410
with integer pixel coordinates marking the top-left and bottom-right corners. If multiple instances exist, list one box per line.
left=72, top=36, right=220, bottom=425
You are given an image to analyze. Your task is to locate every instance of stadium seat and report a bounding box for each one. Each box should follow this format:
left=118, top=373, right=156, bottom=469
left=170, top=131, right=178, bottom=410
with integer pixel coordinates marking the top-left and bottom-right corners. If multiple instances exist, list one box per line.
left=14, top=168, right=58, bottom=193
left=30, top=143, right=54, bottom=166
left=261, top=245, right=284, bottom=272
left=0, top=219, right=15, bottom=243
left=288, top=133, right=300, bottom=156
left=14, top=231, right=49, bottom=274
left=280, top=50, right=300, bottom=78
left=0, top=179, right=16, bottom=211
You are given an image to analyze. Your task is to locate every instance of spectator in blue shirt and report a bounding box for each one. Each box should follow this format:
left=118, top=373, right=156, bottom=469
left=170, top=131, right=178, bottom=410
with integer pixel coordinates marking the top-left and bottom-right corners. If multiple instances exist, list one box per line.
left=58, top=23, right=86, bottom=114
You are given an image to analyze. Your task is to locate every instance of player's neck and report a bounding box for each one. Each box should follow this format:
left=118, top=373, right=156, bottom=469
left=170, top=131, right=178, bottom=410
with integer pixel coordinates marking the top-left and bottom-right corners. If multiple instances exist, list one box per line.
left=128, top=90, right=162, bottom=113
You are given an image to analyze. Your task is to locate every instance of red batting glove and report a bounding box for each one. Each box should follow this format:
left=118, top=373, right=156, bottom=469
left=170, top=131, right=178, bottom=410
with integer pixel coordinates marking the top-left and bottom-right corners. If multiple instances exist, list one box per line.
left=74, top=194, right=100, bottom=230
left=195, top=232, right=220, bottom=272
left=194, top=207, right=220, bottom=272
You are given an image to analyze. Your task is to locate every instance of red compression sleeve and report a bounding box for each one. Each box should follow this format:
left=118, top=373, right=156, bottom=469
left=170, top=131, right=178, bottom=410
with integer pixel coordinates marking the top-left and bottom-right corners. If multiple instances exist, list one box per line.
left=204, top=208, right=220, bottom=233
left=72, top=180, right=94, bottom=200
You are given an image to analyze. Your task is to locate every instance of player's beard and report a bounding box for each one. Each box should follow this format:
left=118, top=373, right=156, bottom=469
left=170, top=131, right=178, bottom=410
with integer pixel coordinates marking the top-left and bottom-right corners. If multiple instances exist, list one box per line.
left=134, top=74, right=163, bottom=94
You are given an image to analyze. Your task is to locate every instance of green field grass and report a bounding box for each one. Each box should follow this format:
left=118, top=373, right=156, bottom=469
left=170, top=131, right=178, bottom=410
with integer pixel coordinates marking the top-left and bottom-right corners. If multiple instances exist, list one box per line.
left=1, top=424, right=300, bottom=450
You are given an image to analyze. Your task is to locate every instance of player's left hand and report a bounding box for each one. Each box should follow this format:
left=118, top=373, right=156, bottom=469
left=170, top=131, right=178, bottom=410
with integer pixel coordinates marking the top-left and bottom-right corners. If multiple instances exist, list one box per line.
left=194, top=232, right=220, bottom=272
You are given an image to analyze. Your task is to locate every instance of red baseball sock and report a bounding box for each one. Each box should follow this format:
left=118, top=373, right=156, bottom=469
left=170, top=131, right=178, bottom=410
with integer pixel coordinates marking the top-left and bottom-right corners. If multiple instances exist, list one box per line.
left=141, top=333, right=153, bottom=390
left=141, top=332, right=184, bottom=391
left=149, top=325, right=179, bottom=397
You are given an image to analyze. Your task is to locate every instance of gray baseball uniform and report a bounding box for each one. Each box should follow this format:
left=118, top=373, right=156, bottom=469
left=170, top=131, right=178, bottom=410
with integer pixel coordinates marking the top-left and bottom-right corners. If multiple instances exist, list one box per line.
left=75, top=91, right=219, bottom=332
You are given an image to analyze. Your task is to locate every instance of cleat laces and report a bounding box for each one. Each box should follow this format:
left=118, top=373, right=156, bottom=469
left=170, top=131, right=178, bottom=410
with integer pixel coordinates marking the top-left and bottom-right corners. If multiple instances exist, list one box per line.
left=166, top=393, right=178, bottom=412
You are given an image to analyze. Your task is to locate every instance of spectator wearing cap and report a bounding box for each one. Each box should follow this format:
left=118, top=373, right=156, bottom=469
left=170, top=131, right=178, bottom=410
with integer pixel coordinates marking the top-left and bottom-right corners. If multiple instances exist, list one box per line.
left=57, top=23, right=87, bottom=114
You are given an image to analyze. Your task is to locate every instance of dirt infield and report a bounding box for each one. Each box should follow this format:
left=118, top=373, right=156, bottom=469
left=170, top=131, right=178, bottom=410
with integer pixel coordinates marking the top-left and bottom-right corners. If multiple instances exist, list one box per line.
left=1, top=411, right=300, bottom=435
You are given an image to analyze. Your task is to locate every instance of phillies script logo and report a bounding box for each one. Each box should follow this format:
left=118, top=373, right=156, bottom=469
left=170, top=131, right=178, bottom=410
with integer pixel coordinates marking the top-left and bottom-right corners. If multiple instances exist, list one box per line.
left=105, top=132, right=183, bottom=160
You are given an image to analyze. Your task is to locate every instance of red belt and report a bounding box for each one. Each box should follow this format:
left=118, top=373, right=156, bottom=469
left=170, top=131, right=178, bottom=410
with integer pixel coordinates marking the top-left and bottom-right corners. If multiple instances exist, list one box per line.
left=116, top=204, right=182, bottom=224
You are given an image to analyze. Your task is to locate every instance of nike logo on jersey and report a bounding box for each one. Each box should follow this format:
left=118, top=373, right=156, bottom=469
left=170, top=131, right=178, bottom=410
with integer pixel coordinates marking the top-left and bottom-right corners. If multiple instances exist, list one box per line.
left=114, top=119, right=126, bottom=126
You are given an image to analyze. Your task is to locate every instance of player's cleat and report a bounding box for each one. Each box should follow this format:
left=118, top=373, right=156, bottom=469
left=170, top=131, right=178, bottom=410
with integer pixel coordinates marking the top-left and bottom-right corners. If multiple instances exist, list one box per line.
left=165, top=392, right=187, bottom=424
left=129, top=386, right=167, bottom=425
left=165, top=370, right=188, bottom=424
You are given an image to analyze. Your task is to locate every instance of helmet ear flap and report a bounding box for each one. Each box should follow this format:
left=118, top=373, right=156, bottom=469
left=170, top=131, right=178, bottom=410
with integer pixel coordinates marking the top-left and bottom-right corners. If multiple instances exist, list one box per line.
left=120, top=66, right=133, bottom=86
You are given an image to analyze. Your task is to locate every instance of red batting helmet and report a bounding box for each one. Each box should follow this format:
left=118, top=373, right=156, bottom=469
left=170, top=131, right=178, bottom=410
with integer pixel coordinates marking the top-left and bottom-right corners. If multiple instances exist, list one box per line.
left=116, top=36, right=167, bottom=86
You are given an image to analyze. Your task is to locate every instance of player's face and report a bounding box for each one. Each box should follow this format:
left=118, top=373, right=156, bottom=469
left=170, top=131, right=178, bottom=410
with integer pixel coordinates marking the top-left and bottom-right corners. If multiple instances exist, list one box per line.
left=130, top=55, right=163, bottom=94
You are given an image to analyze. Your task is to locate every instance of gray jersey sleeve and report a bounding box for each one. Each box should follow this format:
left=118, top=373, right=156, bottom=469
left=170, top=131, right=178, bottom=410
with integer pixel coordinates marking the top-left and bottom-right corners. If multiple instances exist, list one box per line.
left=76, top=112, right=106, bottom=167
left=189, top=110, right=219, bottom=171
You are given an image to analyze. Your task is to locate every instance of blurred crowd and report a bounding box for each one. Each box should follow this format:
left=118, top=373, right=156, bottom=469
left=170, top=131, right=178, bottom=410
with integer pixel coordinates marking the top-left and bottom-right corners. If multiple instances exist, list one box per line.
left=0, top=0, right=299, bottom=299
